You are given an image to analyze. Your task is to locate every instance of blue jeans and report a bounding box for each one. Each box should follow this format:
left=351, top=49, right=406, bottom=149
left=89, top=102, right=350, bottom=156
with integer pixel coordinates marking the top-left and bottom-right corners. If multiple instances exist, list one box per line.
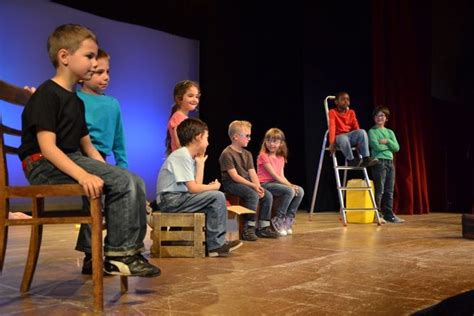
left=24, top=152, right=147, bottom=257
left=156, top=191, right=227, bottom=250
left=262, top=182, right=304, bottom=219
left=335, top=129, right=370, bottom=161
left=222, top=182, right=272, bottom=227
left=371, top=159, right=395, bottom=218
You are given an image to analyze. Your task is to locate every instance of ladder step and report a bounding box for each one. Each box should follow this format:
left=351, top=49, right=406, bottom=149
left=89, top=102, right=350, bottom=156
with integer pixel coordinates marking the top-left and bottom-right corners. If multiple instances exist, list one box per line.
left=335, top=166, right=366, bottom=170
left=343, top=208, right=378, bottom=211
left=338, top=186, right=371, bottom=190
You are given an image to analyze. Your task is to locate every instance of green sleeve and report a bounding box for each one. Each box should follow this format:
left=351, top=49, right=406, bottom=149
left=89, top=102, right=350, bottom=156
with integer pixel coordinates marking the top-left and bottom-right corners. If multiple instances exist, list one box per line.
left=386, top=129, right=400, bottom=152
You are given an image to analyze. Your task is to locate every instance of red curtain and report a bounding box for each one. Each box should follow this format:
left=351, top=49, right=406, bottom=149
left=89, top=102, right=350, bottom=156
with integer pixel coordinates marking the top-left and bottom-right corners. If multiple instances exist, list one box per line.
left=372, top=0, right=431, bottom=214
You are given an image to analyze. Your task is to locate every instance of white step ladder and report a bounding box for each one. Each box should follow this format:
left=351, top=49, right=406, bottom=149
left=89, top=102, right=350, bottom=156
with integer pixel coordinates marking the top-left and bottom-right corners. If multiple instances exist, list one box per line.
left=308, top=96, right=382, bottom=226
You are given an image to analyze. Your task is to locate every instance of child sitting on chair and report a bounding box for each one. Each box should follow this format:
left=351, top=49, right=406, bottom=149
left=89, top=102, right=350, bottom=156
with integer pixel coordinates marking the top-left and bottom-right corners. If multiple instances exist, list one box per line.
left=328, top=91, right=379, bottom=167
left=156, top=118, right=243, bottom=257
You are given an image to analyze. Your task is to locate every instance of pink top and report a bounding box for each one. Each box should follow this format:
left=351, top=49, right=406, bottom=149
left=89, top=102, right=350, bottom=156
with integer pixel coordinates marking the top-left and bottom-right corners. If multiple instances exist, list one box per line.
left=257, top=152, right=285, bottom=183
left=168, top=111, right=188, bottom=153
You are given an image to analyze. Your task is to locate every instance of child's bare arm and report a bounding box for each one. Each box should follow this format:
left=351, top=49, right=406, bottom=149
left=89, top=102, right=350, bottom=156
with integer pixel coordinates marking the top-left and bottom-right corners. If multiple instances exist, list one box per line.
left=227, top=168, right=258, bottom=189
left=37, top=130, right=103, bottom=198
left=80, top=135, right=106, bottom=163
left=262, top=163, right=292, bottom=187
left=171, top=126, right=181, bottom=150
left=185, top=179, right=220, bottom=193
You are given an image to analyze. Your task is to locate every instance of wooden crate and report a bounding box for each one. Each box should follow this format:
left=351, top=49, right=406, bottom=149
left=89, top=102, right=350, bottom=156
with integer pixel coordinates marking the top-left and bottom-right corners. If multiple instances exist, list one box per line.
left=150, top=212, right=205, bottom=258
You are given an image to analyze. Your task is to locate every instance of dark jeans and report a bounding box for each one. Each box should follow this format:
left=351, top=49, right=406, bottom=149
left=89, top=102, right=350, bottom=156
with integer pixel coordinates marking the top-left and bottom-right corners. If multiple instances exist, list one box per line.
left=156, top=191, right=227, bottom=250
left=24, top=152, right=147, bottom=257
left=371, top=159, right=395, bottom=218
left=222, top=182, right=272, bottom=227
left=261, top=182, right=304, bottom=219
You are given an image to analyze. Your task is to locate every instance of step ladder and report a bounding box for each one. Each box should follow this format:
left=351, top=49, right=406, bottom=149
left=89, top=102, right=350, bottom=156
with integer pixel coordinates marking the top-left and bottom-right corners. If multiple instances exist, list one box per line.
left=308, top=95, right=382, bottom=226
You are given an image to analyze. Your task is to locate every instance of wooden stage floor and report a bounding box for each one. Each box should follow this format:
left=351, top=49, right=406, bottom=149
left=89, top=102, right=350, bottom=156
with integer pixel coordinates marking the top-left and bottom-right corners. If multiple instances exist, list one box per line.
left=1, top=212, right=473, bottom=315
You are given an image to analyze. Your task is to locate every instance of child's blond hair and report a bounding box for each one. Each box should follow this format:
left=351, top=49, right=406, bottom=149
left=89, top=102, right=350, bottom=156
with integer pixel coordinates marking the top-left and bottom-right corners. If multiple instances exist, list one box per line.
left=47, top=24, right=97, bottom=68
left=228, top=120, right=252, bottom=138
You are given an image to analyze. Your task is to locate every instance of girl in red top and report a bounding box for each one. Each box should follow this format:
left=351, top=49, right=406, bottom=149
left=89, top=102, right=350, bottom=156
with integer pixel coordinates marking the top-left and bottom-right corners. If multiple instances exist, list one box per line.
left=165, top=80, right=200, bottom=155
left=257, top=128, right=304, bottom=236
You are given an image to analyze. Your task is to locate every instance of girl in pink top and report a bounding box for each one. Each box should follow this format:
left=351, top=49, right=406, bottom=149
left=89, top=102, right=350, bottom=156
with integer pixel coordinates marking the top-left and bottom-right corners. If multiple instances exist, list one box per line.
left=257, top=128, right=304, bottom=236
left=165, top=80, right=200, bottom=155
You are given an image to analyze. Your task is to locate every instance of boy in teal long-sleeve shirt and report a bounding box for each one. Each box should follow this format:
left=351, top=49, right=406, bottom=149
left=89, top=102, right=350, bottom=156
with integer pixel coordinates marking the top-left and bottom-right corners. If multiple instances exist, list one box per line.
left=77, top=48, right=127, bottom=169
left=368, top=106, right=405, bottom=223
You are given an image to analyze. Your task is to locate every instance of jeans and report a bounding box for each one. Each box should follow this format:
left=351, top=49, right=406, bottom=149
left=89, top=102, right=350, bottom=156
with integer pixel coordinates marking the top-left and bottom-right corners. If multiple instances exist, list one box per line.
left=157, top=191, right=227, bottom=250
left=335, top=129, right=370, bottom=161
left=222, top=182, right=272, bottom=227
left=261, top=182, right=304, bottom=219
left=371, top=159, right=395, bottom=218
left=24, top=152, right=147, bottom=257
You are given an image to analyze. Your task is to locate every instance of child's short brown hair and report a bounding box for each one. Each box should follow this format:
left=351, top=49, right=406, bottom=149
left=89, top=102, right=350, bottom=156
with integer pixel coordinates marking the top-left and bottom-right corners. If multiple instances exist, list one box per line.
left=47, top=24, right=97, bottom=68
left=373, top=105, right=390, bottom=118
left=177, top=118, right=208, bottom=146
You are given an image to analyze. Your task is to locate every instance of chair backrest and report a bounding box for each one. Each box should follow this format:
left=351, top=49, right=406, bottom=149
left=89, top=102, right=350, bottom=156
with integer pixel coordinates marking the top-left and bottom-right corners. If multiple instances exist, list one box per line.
left=0, top=80, right=31, bottom=189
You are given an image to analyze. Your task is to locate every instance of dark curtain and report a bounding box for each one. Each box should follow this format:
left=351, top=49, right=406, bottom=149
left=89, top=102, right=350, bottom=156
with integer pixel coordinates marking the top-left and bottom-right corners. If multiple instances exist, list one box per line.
left=372, top=0, right=431, bottom=214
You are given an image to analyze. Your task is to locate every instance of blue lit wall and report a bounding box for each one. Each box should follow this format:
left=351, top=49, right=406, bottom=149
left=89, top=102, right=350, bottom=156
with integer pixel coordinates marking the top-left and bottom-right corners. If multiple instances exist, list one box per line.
left=0, top=0, right=199, bottom=199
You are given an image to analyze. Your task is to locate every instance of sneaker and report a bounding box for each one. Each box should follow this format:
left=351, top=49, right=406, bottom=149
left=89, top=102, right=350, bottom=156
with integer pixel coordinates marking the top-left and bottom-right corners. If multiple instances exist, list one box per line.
left=81, top=254, right=112, bottom=276
left=208, top=240, right=243, bottom=257
left=256, top=226, right=279, bottom=238
left=360, top=157, right=379, bottom=168
left=242, top=226, right=258, bottom=241
left=104, top=254, right=161, bottom=277
left=385, top=215, right=405, bottom=223
left=284, top=217, right=295, bottom=235
left=271, top=217, right=287, bottom=236
left=347, top=158, right=361, bottom=167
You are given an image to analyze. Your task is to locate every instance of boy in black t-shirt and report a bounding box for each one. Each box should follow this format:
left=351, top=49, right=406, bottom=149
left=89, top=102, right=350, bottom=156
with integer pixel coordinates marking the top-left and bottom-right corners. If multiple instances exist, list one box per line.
left=18, top=24, right=160, bottom=277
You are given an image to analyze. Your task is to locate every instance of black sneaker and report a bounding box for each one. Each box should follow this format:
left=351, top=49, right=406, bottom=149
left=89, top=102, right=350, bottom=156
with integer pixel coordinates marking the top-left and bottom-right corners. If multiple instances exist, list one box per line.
left=227, top=240, right=243, bottom=252
left=104, top=254, right=161, bottom=277
left=81, top=255, right=112, bottom=276
left=242, top=226, right=258, bottom=241
left=208, top=240, right=243, bottom=257
left=360, top=157, right=379, bottom=167
left=347, top=158, right=361, bottom=167
left=256, top=226, right=279, bottom=238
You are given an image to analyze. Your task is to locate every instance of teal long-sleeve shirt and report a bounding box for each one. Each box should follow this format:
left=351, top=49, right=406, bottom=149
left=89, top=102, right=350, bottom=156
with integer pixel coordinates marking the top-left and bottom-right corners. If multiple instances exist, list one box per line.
left=77, top=91, right=128, bottom=169
left=368, top=126, right=400, bottom=160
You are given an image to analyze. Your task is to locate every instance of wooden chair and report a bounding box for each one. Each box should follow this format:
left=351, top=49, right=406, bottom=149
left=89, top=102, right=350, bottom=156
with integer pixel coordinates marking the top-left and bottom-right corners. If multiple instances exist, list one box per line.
left=0, top=80, right=126, bottom=312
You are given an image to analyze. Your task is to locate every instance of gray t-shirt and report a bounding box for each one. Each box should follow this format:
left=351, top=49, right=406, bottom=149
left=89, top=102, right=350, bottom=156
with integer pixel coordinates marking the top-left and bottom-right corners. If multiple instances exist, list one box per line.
left=219, top=145, right=255, bottom=184
left=156, top=147, right=195, bottom=194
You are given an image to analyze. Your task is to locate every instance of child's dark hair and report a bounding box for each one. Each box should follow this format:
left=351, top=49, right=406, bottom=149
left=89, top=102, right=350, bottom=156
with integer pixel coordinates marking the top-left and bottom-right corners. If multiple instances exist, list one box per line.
left=335, top=91, right=349, bottom=99
left=97, top=48, right=110, bottom=60
left=165, top=80, right=200, bottom=155
left=47, top=24, right=97, bottom=68
left=177, top=118, right=208, bottom=147
left=260, top=128, right=288, bottom=161
left=373, top=105, right=390, bottom=118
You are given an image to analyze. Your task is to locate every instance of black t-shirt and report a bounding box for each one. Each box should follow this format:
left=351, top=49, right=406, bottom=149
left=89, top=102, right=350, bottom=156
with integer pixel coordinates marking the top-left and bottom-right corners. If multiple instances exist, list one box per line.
left=18, top=80, right=89, bottom=160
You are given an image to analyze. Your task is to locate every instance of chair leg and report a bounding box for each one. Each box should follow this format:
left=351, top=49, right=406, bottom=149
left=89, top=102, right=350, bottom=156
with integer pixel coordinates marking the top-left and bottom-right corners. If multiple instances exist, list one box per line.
left=120, top=276, right=128, bottom=293
left=0, top=199, right=9, bottom=272
left=90, top=198, right=104, bottom=312
left=20, top=224, right=43, bottom=292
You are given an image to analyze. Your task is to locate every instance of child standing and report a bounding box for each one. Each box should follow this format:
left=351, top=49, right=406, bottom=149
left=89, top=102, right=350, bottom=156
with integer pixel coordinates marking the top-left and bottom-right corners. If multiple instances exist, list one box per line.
left=77, top=48, right=127, bottom=168
left=368, top=106, right=405, bottom=223
left=219, top=120, right=278, bottom=241
left=328, top=92, right=378, bottom=167
left=257, top=128, right=304, bottom=236
left=18, top=24, right=160, bottom=277
left=156, top=118, right=243, bottom=257
left=75, top=48, right=128, bottom=274
left=165, top=80, right=200, bottom=155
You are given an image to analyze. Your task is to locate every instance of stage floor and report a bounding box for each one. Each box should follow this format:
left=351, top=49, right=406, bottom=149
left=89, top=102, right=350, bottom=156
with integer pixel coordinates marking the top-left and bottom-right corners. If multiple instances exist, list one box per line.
left=1, top=212, right=473, bottom=315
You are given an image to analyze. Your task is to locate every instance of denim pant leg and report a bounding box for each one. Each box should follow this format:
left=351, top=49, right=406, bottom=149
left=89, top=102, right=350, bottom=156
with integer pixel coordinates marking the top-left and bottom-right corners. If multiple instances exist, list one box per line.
left=157, top=191, right=227, bottom=250
left=262, top=182, right=295, bottom=218
left=222, top=182, right=258, bottom=225
left=371, top=162, right=385, bottom=215
left=26, top=152, right=147, bottom=257
left=287, top=185, right=304, bottom=219
left=347, top=129, right=370, bottom=158
left=258, top=188, right=273, bottom=226
left=335, top=133, right=354, bottom=161
left=381, top=162, right=395, bottom=217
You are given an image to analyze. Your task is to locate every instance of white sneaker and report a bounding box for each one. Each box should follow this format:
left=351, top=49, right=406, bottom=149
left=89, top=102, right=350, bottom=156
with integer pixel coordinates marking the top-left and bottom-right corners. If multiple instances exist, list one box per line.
left=271, top=217, right=288, bottom=236
left=286, top=228, right=293, bottom=235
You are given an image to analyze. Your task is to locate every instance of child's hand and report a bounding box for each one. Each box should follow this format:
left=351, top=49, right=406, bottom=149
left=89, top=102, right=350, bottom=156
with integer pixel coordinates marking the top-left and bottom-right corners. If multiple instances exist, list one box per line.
left=195, top=153, right=208, bottom=165
left=78, top=173, right=104, bottom=199
left=23, top=86, right=36, bottom=94
left=292, top=185, right=300, bottom=196
left=255, top=185, right=265, bottom=198
left=379, top=138, right=388, bottom=144
left=328, top=143, right=336, bottom=154
left=209, top=179, right=221, bottom=190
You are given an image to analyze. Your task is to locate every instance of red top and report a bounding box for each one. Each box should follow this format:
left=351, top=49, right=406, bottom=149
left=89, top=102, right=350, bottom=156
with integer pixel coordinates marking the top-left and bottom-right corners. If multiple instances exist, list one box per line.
left=328, top=108, right=360, bottom=144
